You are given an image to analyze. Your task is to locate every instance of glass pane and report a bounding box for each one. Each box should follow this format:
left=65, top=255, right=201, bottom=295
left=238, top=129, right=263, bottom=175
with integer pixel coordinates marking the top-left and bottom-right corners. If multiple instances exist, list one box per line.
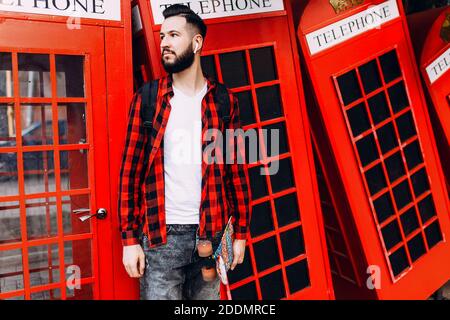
left=346, top=103, right=371, bottom=137
left=62, top=194, right=91, bottom=235
left=385, top=152, right=405, bottom=183
left=28, top=244, right=60, bottom=287
left=269, top=158, right=294, bottom=193
left=0, top=52, right=13, bottom=97
left=0, top=249, right=24, bottom=293
left=0, top=153, right=19, bottom=196
left=381, top=219, right=402, bottom=250
left=200, top=55, right=217, bottom=80
left=400, top=207, right=419, bottom=236
left=377, top=122, right=398, bottom=154
left=26, top=197, right=57, bottom=240
left=388, top=81, right=409, bottom=114
left=250, top=201, right=273, bottom=237
left=30, top=288, right=61, bottom=300
left=260, top=270, right=285, bottom=300
left=250, top=47, right=277, bottom=84
left=60, top=150, right=89, bottom=191
left=235, top=91, right=255, bottom=126
left=0, top=104, right=15, bottom=147
left=0, top=201, right=21, bottom=244
left=64, top=239, right=92, bottom=279
left=23, top=151, right=56, bottom=194
left=274, top=193, right=300, bottom=227
left=21, top=104, right=53, bottom=146
left=67, top=282, right=93, bottom=300
left=389, top=247, right=409, bottom=276
left=393, top=180, right=412, bottom=210
left=248, top=166, right=268, bottom=200
left=365, top=164, right=387, bottom=195
left=286, top=259, right=310, bottom=294
left=18, top=54, right=51, bottom=98
left=379, top=50, right=401, bottom=84
left=368, top=92, right=390, bottom=125
left=58, top=104, right=86, bottom=145
left=280, top=227, right=305, bottom=260
left=230, top=281, right=258, bottom=300
left=425, top=221, right=443, bottom=249
left=408, top=234, right=426, bottom=262
left=256, top=85, right=283, bottom=121
left=418, top=195, right=437, bottom=223
left=404, top=141, right=423, bottom=170
left=219, top=51, right=249, bottom=88
left=359, top=60, right=381, bottom=94
left=253, top=236, right=280, bottom=272
left=262, top=121, right=289, bottom=158
left=55, top=55, right=85, bottom=98
left=411, top=168, right=430, bottom=197
left=337, top=70, right=362, bottom=106
left=356, top=134, right=378, bottom=167
left=373, top=193, right=394, bottom=224
left=396, top=111, right=417, bottom=142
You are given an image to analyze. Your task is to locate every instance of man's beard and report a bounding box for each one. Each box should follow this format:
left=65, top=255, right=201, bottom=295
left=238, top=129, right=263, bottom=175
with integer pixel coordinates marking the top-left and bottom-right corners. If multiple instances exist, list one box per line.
left=161, top=43, right=195, bottom=74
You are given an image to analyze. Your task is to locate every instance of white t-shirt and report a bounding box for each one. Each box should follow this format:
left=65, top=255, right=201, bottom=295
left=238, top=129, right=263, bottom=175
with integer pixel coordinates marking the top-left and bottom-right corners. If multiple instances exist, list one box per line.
left=164, top=82, right=207, bottom=224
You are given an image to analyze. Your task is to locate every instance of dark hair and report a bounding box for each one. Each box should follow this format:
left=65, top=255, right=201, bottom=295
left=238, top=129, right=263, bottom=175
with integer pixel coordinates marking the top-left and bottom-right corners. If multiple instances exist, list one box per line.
left=162, top=4, right=207, bottom=39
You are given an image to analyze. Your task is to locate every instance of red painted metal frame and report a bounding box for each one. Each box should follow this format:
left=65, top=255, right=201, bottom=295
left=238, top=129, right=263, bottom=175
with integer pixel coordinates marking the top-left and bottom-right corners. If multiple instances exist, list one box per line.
left=132, top=0, right=334, bottom=300
left=0, top=2, right=134, bottom=299
left=298, top=0, right=450, bottom=299
left=417, top=8, right=450, bottom=194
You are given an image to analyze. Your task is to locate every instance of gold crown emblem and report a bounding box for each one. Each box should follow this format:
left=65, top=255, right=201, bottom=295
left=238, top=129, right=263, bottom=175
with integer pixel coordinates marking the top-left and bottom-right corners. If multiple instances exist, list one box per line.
left=329, top=0, right=365, bottom=14
left=441, top=13, right=450, bottom=43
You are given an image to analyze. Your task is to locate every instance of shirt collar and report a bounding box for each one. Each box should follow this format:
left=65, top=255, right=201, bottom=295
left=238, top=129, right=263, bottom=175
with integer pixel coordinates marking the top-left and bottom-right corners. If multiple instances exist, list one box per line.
left=161, top=73, right=217, bottom=98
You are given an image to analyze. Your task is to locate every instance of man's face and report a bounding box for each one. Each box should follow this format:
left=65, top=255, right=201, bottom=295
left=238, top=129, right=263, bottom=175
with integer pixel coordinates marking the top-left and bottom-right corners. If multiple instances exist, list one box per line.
left=160, top=16, right=196, bottom=74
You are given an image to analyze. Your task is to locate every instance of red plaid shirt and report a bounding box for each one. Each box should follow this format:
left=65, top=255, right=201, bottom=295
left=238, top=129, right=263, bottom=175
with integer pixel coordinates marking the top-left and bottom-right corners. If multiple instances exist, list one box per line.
left=118, top=75, right=251, bottom=247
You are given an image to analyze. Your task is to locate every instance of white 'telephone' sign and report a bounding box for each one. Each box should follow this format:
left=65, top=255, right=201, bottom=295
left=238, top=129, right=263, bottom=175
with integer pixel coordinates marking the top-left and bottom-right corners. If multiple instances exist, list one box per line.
left=426, top=47, right=450, bottom=84
left=0, top=0, right=121, bottom=21
left=306, top=0, right=400, bottom=55
left=150, top=0, right=284, bottom=25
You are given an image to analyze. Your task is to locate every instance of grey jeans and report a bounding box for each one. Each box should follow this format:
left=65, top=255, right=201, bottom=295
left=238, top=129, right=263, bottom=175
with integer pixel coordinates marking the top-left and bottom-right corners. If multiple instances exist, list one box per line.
left=140, top=224, right=221, bottom=300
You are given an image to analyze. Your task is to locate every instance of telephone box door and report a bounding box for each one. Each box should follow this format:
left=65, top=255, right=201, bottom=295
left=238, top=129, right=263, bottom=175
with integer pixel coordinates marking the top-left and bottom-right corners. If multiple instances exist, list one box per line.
left=0, top=19, right=113, bottom=300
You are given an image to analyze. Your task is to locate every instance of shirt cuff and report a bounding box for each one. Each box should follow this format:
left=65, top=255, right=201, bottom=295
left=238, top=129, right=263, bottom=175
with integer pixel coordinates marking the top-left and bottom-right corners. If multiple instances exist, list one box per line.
left=234, top=226, right=248, bottom=240
left=121, top=230, right=141, bottom=246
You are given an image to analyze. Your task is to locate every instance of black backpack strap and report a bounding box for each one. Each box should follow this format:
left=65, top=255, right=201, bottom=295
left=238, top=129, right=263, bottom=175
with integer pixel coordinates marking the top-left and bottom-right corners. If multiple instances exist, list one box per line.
left=141, top=79, right=159, bottom=128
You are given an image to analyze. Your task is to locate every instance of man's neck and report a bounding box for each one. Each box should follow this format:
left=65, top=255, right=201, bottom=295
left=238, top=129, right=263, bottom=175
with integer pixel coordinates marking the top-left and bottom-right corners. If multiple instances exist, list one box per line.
left=172, top=61, right=207, bottom=97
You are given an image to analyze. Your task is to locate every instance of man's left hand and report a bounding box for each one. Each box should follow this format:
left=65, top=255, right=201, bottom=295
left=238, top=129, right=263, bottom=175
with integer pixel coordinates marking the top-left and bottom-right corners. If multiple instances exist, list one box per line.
left=231, top=239, right=246, bottom=271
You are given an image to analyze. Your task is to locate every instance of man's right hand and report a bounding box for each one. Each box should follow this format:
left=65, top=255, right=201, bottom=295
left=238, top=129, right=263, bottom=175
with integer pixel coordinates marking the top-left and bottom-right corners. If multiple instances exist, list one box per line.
left=123, top=244, right=145, bottom=278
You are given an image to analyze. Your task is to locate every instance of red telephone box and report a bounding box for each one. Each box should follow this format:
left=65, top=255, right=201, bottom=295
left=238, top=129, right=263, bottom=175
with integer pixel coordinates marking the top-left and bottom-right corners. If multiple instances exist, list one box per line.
left=0, top=2, right=134, bottom=299
left=129, top=0, right=334, bottom=300
left=298, top=0, right=450, bottom=299
left=408, top=7, right=450, bottom=194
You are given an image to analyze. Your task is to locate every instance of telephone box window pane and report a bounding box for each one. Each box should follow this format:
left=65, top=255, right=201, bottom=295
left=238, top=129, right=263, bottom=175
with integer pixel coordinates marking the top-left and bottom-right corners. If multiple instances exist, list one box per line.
left=250, top=201, right=273, bottom=237
left=425, top=221, right=443, bottom=249
left=346, top=103, right=371, bottom=137
left=262, top=121, right=289, bottom=157
left=356, top=134, right=378, bottom=167
left=64, top=239, right=92, bottom=279
left=58, top=104, right=86, bottom=145
left=0, top=201, right=21, bottom=244
left=393, top=180, right=412, bottom=210
left=250, top=47, right=277, bottom=84
left=336, top=70, right=362, bottom=106
left=0, top=104, right=15, bottom=147
left=411, top=169, right=429, bottom=197
left=244, top=128, right=259, bottom=164
left=254, top=236, right=280, bottom=272
left=280, top=227, right=305, bottom=261
left=28, top=244, right=60, bottom=287
left=55, top=55, right=85, bottom=98
left=23, top=151, right=56, bottom=194
left=230, top=281, right=258, bottom=300
left=418, top=195, right=437, bottom=223
left=400, top=207, right=419, bottom=236
left=373, top=193, right=394, bottom=223
left=30, top=289, right=61, bottom=300
left=0, top=154, right=19, bottom=196
left=408, top=234, right=426, bottom=262
left=388, top=81, right=409, bottom=113
left=286, top=259, right=310, bottom=294
left=368, top=92, right=390, bottom=125
left=21, top=104, right=53, bottom=146
left=275, top=193, right=300, bottom=227
left=385, top=152, right=405, bottom=183
left=379, top=50, right=401, bottom=83
left=248, top=166, right=268, bottom=199
left=260, top=270, right=285, bottom=300
left=269, top=158, right=294, bottom=193
left=228, top=248, right=253, bottom=284
left=60, top=150, right=89, bottom=191
left=219, top=51, right=248, bottom=88
left=365, top=164, right=387, bottom=195
left=377, top=122, right=397, bottom=154
left=18, top=54, right=51, bottom=98
left=62, top=194, right=91, bottom=235
left=200, top=55, right=217, bottom=80
left=256, top=85, right=283, bottom=121
left=26, top=197, right=57, bottom=240
left=404, top=141, right=423, bottom=170
left=382, top=220, right=402, bottom=250
left=235, top=91, right=255, bottom=126
left=389, top=247, right=409, bottom=276
left=0, top=249, right=24, bottom=292
left=396, top=112, right=416, bottom=143
left=359, top=60, right=381, bottom=94
left=0, top=53, right=13, bottom=97
left=67, top=283, right=93, bottom=300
